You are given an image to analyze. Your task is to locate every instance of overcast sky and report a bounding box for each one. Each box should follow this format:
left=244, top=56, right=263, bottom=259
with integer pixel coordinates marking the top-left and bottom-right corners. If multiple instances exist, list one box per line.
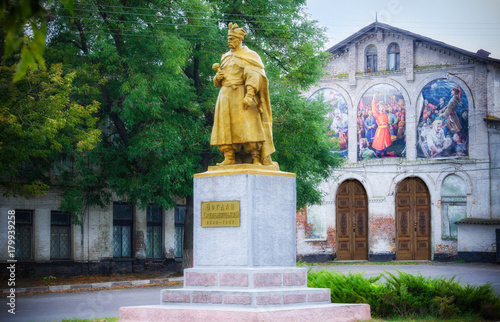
left=305, top=0, right=500, bottom=59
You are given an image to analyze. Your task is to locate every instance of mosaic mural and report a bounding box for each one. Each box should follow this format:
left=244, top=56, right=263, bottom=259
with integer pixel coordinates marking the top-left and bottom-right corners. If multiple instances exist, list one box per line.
left=357, top=84, right=406, bottom=160
left=308, top=88, right=348, bottom=158
left=417, top=79, right=469, bottom=158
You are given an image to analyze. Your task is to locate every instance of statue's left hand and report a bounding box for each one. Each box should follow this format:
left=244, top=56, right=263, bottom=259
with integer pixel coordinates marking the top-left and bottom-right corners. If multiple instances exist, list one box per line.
left=242, top=95, right=253, bottom=109
left=243, top=85, right=256, bottom=109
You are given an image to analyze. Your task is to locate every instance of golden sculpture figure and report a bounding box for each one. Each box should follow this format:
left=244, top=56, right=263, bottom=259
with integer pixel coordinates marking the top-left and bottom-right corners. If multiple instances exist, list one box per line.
left=211, top=23, right=277, bottom=169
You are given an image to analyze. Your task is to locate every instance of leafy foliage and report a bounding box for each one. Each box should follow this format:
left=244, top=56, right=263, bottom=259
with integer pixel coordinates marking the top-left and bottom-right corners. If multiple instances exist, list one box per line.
left=272, top=87, right=343, bottom=207
left=0, top=0, right=74, bottom=81
left=308, top=268, right=500, bottom=320
left=30, top=0, right=340, bottom=218
left=0, top=63, right=100, bottom=197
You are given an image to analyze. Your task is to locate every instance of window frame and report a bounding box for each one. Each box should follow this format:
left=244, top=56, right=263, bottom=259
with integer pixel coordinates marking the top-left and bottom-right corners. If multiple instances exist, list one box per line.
left=174, top=205, right=186, bottom=260
left=15, top=209, right=33, bottom=260
left=146, top=204, right=163, bottom=259
left=365, top=45, right=378, bottom=73
left=441, top=176, right=467, bottom=240
left=50, top=211, right=71, bottom=260
left=387, top=43, right=400, bottom=71
left=113, top=202, right=134, bottom=258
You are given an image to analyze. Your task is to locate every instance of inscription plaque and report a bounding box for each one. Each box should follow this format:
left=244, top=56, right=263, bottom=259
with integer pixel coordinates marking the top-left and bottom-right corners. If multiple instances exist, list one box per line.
left=201, top=201, right=240, bottom=227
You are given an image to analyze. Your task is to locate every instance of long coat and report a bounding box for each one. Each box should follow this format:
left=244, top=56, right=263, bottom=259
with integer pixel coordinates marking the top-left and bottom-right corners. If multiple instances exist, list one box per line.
left=441, top=96, right=462, bottom=133
left=371, top=98, right=392, bottom=151
left=211, top=46, right=275, bottom=161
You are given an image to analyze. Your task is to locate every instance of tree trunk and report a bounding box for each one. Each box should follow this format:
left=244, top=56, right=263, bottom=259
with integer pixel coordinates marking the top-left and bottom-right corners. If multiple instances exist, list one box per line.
left=182, top=195, right=194, bottom=270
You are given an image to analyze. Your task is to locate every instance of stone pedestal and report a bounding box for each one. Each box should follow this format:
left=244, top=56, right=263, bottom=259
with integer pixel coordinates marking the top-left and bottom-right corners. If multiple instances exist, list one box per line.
left=192, top=168, right=298, bottom=268
left=120, top=168, right=371, bottom=321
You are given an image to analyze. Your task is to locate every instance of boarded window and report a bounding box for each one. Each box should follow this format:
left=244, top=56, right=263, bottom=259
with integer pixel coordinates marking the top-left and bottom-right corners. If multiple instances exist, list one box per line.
left=441, top=175, right=467, bottom=239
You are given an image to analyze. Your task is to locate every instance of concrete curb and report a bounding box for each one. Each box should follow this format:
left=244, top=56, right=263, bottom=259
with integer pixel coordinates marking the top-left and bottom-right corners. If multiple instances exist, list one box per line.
left=2, top=277, right=183, bottom=294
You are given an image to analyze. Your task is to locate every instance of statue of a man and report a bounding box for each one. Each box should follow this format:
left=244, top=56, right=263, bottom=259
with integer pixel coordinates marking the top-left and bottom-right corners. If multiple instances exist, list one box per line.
left=211, top=23, right=276, bottom=167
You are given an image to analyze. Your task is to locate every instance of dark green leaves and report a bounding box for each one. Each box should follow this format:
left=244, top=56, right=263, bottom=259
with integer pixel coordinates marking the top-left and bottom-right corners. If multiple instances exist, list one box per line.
left=1, top=0, right=74, bottom=81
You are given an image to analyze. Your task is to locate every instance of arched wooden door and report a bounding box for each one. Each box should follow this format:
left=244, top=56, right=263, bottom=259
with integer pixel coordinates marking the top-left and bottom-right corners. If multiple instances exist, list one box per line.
left=396, top=177, right=431, bottom=260
left=336, top=180, right=368, bottom=260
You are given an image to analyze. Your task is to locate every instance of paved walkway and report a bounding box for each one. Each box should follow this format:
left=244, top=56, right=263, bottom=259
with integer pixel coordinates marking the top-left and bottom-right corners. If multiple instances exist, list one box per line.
left=2, top=276, right=183, bottom=294
left=3, top=262, right=500, bottom=295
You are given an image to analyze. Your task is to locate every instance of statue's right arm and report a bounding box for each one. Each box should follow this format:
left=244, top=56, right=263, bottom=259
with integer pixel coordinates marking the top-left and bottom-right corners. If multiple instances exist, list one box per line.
left=213, top=71, right=224, bottom=88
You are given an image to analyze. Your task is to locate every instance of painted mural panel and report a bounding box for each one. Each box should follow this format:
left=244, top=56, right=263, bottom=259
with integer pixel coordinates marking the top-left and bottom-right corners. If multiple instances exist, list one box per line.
left=308, top=88, right=348, bottom=158
left=417, top=79, right=469, bottom=158
left=357, top=84, right=406, bottom=160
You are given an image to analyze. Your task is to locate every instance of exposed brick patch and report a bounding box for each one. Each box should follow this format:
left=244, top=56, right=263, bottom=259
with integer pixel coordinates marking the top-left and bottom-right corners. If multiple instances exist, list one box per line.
left=224, top=295, right=252, bottom=305
left=327, top=226, right=336, bottom=253
left=192, top=294, right=222, bottom=304
left=296, top=208, right=307, bottom=228
left=369, top=217, right=396, bottom=252
left=185, top=272, right=218, bottom=287
left=297, top=208, right=320, bottom=238
left=162, top=293, right=190, bottom=303
left=296, top=208, right=334, bottom=255
left=296, top=208, right=310, bottom=236
left=220, top=273, right=249, bottom=287
left=254, top=273, right=282, bottom=287
left=435, top=243, right=457, bottom=255
left=283, top=272, right=306, bottom=286
left=256, top=294, right=282, bottom=305
left=308, top=292, right=330, bottom=303
left=283, top=293, right=307, bottom=304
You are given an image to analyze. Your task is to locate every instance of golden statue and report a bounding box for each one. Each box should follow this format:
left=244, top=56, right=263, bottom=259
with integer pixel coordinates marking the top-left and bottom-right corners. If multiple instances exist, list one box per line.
left=211, top=23, right=277, bottom=169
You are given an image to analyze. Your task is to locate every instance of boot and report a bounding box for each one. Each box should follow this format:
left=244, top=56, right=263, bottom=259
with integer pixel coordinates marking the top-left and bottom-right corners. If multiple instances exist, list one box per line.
left=262, top=155, right=273, bottom=166
left=217, top=149, right=235, bottom=166
left=251, top=150, right=262, bottom=165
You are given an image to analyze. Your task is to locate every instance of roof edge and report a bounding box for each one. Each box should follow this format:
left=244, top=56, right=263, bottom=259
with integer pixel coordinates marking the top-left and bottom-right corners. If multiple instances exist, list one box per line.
left=326, top=22, right=500, bottom=63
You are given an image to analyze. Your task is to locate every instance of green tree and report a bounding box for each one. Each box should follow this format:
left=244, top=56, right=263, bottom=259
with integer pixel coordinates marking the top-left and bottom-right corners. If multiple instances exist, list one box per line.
left=0, top=63, right=101, bottom=197
left=0, top=0, right=74, bottom=81
left=14, top=0, right=342, bottom=265
left=46, top=0, right=208, bottom=217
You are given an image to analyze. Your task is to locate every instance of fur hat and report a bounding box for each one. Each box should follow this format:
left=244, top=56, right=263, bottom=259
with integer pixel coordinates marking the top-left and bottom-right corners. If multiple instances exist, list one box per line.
left=228, top=22, right=247, bottom=39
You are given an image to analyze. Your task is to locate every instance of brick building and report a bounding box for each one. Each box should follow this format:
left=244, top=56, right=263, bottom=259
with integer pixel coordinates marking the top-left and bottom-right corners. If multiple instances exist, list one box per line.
left=0, top=191, right=186, bottom=275
left=298, top=22, right=500, bottom=262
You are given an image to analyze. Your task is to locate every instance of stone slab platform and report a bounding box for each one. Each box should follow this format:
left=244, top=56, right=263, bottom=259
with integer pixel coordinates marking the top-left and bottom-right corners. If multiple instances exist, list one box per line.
left=119, top=303, right=371, bottom=322
left=161, top=287, right=331, bottom=306
left=183, top=267, right=307, bottom=288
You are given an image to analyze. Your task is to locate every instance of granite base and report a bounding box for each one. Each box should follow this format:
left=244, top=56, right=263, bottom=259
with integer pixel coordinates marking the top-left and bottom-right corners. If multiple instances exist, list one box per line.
left=119, top=303, right=371, bottom=322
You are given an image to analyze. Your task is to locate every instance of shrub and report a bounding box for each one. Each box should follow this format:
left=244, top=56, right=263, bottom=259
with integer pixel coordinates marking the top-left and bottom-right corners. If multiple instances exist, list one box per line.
left=307, top=268, right=500, bottom=320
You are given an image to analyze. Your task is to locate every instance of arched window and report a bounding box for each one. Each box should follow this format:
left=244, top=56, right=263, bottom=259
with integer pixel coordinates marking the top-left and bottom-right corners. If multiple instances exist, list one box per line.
left=387, top=43, right=400, bottom=71
left=441, top=175, right=467, bottom=239
left=365, top=45, right=377, bottom=73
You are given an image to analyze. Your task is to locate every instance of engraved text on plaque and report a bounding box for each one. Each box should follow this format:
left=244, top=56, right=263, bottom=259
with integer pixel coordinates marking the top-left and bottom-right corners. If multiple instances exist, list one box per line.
left=201, top=201, right=240, bottom=227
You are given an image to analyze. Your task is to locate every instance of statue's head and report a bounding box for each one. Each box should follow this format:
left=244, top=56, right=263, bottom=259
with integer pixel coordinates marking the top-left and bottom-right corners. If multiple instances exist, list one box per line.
left=227, top=23, right=247, bottom=50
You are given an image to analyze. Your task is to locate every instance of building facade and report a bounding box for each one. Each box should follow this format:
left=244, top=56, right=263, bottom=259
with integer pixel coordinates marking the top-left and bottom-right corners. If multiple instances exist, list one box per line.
left=298, top=22, right=500, bottom=262
left=0, top=189, right=186, bottom=275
